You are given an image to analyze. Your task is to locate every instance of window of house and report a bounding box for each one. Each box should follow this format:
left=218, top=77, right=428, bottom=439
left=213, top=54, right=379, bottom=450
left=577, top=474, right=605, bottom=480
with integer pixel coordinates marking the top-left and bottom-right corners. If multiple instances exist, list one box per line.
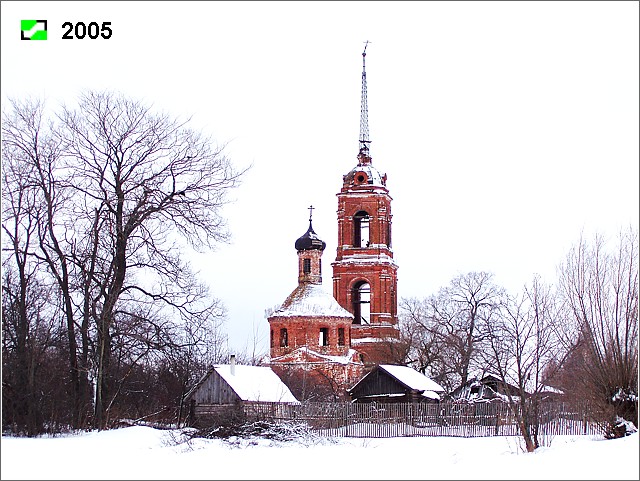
left=319, top=327, right=329, bottom=346
left=352, top=281, right=371, bottom=324
left=338, top=328, right=345, bottom=346
left=303, top=258, right=311, bottom=274
left=280, top=328, right=288, bottom=347
left=270, top=330, right=274, bottom=349
left=353, top=211, right=370, bottom=248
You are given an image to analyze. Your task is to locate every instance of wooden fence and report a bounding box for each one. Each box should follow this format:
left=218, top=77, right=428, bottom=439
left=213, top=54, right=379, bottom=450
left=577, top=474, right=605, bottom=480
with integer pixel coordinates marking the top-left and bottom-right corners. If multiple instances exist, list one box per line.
left=235, top=401, right=599, bottom=438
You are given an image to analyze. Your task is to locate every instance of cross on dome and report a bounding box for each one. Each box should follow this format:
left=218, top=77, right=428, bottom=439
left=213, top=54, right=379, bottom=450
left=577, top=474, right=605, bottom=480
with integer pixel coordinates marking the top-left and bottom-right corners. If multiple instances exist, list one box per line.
left=295, top=205, right=325, bottom=252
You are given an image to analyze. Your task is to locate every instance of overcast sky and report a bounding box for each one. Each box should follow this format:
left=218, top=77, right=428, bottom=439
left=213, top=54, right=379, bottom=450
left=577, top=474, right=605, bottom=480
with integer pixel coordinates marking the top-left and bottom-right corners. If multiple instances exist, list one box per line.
left=2, top=1, right=638, bottom=356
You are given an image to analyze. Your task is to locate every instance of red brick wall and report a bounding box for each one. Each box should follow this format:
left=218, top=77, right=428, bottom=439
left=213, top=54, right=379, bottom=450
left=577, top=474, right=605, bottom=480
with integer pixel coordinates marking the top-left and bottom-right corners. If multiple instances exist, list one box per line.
left=270, top=361, right=364, bottom=402
left=297, top=248, right=323, bottom=285
left=331, top=166, right=400, bottom=366
left=268, top=315, right=353, bottom=359
left=332, top=262, right=398, bottom=326
left=335, top=191, right=394, bottom=257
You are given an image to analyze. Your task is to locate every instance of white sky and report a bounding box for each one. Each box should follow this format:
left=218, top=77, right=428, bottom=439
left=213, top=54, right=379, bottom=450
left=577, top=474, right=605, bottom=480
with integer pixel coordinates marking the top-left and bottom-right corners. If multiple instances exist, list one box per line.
left=2, top=1, right=639, bottom=356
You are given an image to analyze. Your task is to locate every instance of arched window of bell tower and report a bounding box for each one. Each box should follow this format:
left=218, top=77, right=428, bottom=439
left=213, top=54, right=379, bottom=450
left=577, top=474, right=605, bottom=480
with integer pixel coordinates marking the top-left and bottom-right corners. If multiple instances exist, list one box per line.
left=387, top=222, right=392, bottom=248
left=352, top=281, right=371, bottom=325
left=353, top=211, right=370, bottom=248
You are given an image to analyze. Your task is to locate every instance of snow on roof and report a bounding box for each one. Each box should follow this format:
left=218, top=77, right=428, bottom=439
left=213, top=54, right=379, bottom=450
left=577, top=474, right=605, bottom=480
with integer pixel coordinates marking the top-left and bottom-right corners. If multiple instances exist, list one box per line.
left=351, top=337, right=391, bottom=344
left=495, top=392, right=521, bottom=403
left=421, top=390, right=440, bottom=400
left=271, top=283, right=353, bottom=318
left=334, top=255, right=397, bottom=266
left=356, top=393, right=406, bottom=399
left=345, top=163, right=386, bottom=187
left=271, top=346, right=362, bottom=365
left=379, top=365, right=445, bottom=394
left=540, top=385, right=565, bottom=395
left=213, top=365, right=299, bottom=404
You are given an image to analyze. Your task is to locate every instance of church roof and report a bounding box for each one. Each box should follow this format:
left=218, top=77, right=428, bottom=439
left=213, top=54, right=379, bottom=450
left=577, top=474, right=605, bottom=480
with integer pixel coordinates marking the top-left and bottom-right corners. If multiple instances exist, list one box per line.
left=270, top=347, right=362, bottom=366
left=271, top=283, right=353, bottom=318
left=294, top=220, right=326, bottom=251
left=343, top=162, right=386, bottom=188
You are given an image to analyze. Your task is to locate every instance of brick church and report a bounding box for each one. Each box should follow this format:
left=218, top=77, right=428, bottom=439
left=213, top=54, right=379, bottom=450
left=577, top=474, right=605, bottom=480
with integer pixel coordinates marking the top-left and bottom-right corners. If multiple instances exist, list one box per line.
left=268, top=43, right=403, bottom=401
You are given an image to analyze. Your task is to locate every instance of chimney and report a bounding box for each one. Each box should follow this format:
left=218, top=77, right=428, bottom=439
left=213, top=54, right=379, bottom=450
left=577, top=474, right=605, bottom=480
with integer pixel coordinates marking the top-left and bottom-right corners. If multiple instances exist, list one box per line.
left=230, top=354, right=236, bottom=375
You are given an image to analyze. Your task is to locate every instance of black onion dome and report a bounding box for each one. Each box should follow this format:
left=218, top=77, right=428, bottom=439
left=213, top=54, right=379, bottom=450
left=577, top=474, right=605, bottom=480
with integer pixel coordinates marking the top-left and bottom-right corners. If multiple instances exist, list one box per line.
left=295, top=221, right=326, bottom=251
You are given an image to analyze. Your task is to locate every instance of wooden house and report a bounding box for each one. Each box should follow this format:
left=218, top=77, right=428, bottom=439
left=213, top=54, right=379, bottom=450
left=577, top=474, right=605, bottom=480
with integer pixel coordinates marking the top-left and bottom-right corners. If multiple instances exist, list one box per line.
left=185, top=357, right=299, bottom=427
left=348, top=364, right=445, bottom=403
left=448, top=375, right=522, bottom=403
left=534, top=384, right=566, bottom=402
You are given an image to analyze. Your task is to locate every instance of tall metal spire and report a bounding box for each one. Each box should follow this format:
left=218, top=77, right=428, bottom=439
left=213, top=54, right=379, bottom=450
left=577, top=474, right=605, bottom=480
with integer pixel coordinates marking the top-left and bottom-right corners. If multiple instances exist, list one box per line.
left=358, top=40, right=371, bottom=163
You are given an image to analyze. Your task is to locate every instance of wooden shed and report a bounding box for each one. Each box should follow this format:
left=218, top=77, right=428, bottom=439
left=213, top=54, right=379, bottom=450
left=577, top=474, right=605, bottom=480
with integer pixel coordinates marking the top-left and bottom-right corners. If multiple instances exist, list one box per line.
left=348, top=364, right=445, bottom=403
left=448, top=375, right=522, bottom=403
left=185, top=360, right=299, bottom=427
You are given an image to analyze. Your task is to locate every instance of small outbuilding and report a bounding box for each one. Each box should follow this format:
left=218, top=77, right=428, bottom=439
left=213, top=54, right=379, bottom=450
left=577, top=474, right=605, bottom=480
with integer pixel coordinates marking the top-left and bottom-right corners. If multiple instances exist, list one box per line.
left=348, top=364, right=445, bottom=403
left=185, top=358, right=299, bottom=427
left=448, top=375, right=521, bottom=403
left=534, top=384, right=566, bottom=402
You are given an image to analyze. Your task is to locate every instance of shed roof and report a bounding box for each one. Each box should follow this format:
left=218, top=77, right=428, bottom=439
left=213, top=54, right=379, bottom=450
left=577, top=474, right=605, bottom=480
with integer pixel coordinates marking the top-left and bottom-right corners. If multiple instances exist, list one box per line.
left=379, top=365, right=445, bottom=394
left=214, top=365, right=299, bottom=403
left=349, top=364, right=445, bottom=400
left=187, top=364, right=299, bottom=404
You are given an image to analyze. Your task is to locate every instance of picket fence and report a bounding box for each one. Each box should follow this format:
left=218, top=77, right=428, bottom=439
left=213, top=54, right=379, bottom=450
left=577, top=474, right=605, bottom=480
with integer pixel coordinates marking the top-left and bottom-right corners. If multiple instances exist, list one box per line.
left=234, top=401, right=599, bottom=438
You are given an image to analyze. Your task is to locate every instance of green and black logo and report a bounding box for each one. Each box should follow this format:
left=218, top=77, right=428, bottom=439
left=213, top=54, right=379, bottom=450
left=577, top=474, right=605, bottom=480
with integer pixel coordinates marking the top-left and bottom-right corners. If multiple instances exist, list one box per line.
left=21, top=20, right=48, bottom=40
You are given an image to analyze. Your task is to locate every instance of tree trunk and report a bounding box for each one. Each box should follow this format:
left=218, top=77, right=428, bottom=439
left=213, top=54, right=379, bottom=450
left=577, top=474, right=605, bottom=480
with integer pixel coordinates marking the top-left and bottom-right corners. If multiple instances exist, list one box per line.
left=95, top=319, right=111, bottom=429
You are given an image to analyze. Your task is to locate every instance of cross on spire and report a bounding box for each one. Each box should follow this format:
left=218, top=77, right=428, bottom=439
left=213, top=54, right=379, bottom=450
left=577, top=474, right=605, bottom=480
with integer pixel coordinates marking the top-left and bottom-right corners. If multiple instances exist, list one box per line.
left=308, top=205, right=315, bottom=222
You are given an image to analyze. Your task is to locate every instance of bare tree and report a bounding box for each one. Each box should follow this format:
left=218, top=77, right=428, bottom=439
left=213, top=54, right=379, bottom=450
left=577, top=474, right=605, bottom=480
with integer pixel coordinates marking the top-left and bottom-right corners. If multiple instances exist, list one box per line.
left=399, top=272, right=504, bottom=392
left=2, top=98, right=93, bottom=428
left=1, top=146, right=40, bottom=434
left=270, top=364, right=350, bottom=402
left=558, top=229, right=638, bottom=436
left=158, top=300, right=229, bottom=427
left=483, top=276, right=566, bottom=452
left=3, top=91, right=246, bottom=431
left=235, top=318, right=269, bottom=367
left=399, top=297, right=449, bottom=385
left=1, top=266, right=60, bottom=435
left=2, top=99, right=79, bottom=433
left=53, top=91, right=245, bottom=428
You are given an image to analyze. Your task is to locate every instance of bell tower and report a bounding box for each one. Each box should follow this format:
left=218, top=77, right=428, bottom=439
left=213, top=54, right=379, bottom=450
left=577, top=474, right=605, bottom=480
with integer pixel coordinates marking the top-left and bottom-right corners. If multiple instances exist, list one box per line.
left=332, top=42, right=400, bottom=365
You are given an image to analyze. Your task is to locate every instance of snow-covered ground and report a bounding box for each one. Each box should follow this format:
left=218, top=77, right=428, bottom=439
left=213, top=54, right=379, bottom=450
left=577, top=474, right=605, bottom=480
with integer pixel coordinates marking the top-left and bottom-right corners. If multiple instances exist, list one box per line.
left=1, top=426, right=638, bottom=480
